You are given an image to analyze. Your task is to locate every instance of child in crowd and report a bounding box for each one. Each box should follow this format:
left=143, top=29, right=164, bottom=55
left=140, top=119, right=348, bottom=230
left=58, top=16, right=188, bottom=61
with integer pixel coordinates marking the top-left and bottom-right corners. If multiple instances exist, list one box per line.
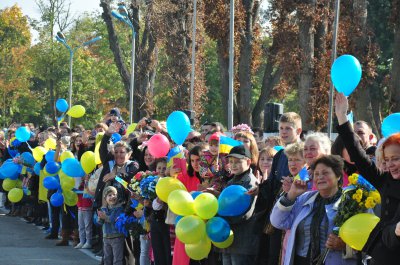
left=75, top=175, right=93, bottom=249
left=257, top=147, right=277, bottom=184
left=97, top=186, right=125, bottom=265
left=222, top=145, right=259, bottom=265
left=199, top=132, right=228, bottom=192
left=150, top=158, right=172, bottom=265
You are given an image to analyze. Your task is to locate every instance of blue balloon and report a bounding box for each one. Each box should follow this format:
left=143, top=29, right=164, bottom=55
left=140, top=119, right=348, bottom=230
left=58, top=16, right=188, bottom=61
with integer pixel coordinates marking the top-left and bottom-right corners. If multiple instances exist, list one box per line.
left=331, top=54, right=362, bottom=96
left=191, top=191, right=202, bottom=199
left=45, top=161, right=60, bottom=174
left=111, top=133, right=122, bottom=144
left=93, top=212, right=101, bottom=227
left=217, top=185, right=251, bottom=217
left=50, top=192, right=64, bottom=207
left=56, top=98, right=69, bottom=112
left=175, top=215, right=183, bottom=225
left=166, top=111, right=191, bottom=145
left=381, top=113, right=400, bottom=138
left=15, top=127, right=31, bottom=142
left=61, top=158, right=85, bottom=178
left=21, top=152, right=35, bottom=167
left=45, top=150, right=56, bottom=162
left=206, top=217, right=231, bottom=242
left=43, top=176, right=60, bottom=190
left=33, top=162, right=41, bottom=175
left=0, top=161, right=20, bottom=179
left=0, top=170, right=5, bottom=179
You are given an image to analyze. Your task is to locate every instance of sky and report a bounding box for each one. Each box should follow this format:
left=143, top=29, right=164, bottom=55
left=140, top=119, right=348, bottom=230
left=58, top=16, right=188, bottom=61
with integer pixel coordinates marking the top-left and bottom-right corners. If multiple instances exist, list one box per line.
left=0, top=0, right=102, bottom=43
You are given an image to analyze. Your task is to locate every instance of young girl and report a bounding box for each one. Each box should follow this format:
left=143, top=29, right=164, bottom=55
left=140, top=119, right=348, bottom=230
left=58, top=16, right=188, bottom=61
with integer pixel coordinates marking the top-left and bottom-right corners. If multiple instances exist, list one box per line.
left=199, top=132, right=228, bottom=192
left=257, top=147, right=277, bottom=184
left=97, top=186, right=125, bottom=265
left=75, top=174, right=93, bottom=249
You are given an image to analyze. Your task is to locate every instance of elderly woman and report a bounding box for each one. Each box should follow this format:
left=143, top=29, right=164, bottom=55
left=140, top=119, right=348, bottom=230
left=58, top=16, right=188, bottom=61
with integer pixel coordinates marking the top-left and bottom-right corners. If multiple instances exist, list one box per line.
left=335, top=93, right=400, bottom=265
left=270, top=155, right=357, bottom=265
left=303, top=132, right=331, bottom=167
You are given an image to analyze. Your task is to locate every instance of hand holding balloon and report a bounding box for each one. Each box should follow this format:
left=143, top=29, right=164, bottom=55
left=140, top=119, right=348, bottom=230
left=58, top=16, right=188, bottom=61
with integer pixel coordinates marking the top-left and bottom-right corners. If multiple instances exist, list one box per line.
left=335, top=93, right=349, bottom=125
left=325, top=233, right=346, bottom=251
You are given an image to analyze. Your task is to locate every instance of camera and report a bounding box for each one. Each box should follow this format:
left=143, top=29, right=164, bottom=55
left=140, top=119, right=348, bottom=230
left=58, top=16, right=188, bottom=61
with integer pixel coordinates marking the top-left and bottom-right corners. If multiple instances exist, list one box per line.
left=145, top=118, right=152, bottom=125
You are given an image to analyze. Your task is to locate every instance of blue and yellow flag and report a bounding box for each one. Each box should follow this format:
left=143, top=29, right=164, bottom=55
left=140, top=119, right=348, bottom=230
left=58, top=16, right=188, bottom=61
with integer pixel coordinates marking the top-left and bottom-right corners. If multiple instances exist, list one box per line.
left=219, top=135, right=243, bottom=154
left=167, top=145, right=185, bottom=168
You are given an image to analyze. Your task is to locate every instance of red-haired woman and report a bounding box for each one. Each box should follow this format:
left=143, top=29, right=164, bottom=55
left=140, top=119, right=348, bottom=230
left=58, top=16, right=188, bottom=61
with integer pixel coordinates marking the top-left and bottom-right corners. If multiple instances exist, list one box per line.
left=335, top=93, right=400, bottom=265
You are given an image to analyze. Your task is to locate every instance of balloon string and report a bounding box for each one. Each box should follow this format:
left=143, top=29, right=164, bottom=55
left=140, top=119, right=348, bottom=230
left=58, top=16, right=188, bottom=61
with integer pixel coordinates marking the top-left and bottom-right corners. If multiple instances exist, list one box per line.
left=26, top=141, right=33, bottom=151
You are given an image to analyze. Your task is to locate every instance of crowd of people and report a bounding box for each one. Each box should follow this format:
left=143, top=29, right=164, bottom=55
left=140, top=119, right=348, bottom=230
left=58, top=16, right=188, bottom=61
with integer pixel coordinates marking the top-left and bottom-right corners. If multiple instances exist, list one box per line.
left=0, top=93, right=399, bottom=265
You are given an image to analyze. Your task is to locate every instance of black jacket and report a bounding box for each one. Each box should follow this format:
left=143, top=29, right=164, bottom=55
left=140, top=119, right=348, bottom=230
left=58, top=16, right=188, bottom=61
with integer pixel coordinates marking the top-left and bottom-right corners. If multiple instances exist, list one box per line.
left=338, top=121, right=400, bottom=265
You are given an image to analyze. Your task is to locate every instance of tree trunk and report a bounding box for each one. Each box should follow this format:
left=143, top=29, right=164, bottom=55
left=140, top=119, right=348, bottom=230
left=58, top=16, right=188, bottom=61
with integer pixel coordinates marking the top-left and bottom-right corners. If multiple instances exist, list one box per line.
left=391, top=0, right=400, bottom=112
left=217, top=39, right=229, bottom=126
left=100, top=0, right=138, bottom=121
left=352, top=0, right=378, bottom=133
left=297, top=0, right=316, bottom=130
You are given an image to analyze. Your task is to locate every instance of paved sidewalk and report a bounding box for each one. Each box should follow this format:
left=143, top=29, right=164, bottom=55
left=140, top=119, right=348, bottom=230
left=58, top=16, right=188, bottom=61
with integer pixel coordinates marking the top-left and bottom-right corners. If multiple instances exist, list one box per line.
left=0, top=209, right=99, bottom=265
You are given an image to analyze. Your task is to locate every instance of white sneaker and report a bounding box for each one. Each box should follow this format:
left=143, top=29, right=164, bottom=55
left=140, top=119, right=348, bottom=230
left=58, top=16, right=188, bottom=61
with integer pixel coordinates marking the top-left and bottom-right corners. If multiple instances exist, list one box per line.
left=81, top=242, right=92, bottom=249
left=74, top=242, right=84, bottom=249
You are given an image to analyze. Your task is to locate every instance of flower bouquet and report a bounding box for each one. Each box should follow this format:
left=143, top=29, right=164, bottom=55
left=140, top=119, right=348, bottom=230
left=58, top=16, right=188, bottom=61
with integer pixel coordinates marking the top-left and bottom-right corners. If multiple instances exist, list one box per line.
left=316, top=173, right=381, bottom=265
left=139, top=175, right=158, bottom=200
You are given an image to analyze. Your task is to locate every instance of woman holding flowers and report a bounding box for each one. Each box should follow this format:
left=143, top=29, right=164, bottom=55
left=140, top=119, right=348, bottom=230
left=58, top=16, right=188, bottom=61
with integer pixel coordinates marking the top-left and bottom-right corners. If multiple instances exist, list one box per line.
left=335, top=93, right=400, bottom=265
left=270, top=155, right=357, bottom=265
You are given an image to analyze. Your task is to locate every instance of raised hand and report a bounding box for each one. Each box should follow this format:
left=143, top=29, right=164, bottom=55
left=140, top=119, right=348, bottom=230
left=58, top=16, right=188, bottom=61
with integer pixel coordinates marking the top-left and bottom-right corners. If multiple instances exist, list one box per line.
left=335, top=92, right=349, bottom=125
left=287, top=179, right=308, bottom=201
left=281, top=176, right=294, bottom=193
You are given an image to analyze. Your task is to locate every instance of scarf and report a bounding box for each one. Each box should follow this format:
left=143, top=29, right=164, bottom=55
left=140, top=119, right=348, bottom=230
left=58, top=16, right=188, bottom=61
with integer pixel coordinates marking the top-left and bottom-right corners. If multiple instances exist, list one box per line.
left=309, top=189, right=342, bottom=265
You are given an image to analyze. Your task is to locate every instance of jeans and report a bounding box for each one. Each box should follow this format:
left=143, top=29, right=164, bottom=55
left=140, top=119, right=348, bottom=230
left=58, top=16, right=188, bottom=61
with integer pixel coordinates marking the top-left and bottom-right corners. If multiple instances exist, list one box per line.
left=222, top=253, right=256, bottom=265
left=78, top=209, right=93, bottom=244
left=0, top=192, right=6, bottom=208
left=140, top=234, right=151, bottom=265
left=103, top=237, right=124, bottom=265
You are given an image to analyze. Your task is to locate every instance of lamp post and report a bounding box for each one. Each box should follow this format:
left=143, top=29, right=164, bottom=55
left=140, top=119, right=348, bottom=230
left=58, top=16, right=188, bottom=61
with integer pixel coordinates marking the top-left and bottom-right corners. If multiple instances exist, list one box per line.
left=327, top=0, right=341, bottom=138
left=56, top=32, right=102, bottom=125
left=228, top=0, right=234, bottom=130
left=112, top=3, right=136, bottom=124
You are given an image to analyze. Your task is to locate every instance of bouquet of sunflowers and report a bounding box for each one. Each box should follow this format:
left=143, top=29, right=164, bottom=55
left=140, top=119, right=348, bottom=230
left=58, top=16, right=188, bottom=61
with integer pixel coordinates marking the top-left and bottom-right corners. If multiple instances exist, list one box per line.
left=333, top=173, right=381, bottom=228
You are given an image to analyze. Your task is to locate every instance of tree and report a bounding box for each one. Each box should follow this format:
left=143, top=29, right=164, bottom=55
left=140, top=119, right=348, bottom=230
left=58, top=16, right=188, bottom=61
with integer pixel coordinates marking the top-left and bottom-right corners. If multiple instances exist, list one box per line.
left=0, top=5, right=32, bottom=127
left=391, top=0, right=400, bottom=112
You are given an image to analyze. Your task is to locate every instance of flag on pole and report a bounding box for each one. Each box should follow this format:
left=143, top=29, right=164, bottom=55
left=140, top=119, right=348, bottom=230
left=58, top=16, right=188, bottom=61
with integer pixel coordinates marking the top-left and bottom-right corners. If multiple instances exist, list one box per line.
left=219, top=135, right=243, bottom=154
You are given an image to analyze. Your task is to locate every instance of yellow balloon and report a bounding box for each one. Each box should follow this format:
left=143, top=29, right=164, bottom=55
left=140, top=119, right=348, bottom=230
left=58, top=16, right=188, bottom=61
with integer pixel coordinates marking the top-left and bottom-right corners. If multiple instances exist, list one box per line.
left=67, top=105, right=86, bottom=118
left=60, top=174, right=76, bottom=190
left=126, top=123, right=138, bottom=135
left=175, top=215, right=206, bottom=244
left=212, top=230, right=234, bottom=249
left=185, top=236, right=212, bottom=260
left=94, top=142, right=102, bottom=165
left=95, top=132, right=104, bottom=146
left=60, top=151, right=74, bottom=162
left=44, top=138, right=57, bottom=150
left=33, top=146, right=47, bottom=162
left=156, top=177, right=187, bottom=202
left=194, top=193, right=218, bottom=220
left=81, top=151, right=96, bottom=174
left=339, top=213, right=380, bottom=251
left=2, top=179, right=17, bottom=191
left=8, top=188, right=24, bottom=203
left=168, top=190, right=195, bottom=216
left=63, top=190, right=78, bottom=206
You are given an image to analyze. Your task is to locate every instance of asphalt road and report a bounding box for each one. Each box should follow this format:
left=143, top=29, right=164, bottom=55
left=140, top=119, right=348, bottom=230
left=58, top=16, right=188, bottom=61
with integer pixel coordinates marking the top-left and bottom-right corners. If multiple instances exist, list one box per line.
left=0, top=209, right=99, bottom=265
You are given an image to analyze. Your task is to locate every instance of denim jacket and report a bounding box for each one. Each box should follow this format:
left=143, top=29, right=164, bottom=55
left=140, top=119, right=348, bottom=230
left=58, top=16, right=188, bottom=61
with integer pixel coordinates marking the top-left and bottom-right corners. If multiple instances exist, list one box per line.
left=98, top=204, right=124, bottom=238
